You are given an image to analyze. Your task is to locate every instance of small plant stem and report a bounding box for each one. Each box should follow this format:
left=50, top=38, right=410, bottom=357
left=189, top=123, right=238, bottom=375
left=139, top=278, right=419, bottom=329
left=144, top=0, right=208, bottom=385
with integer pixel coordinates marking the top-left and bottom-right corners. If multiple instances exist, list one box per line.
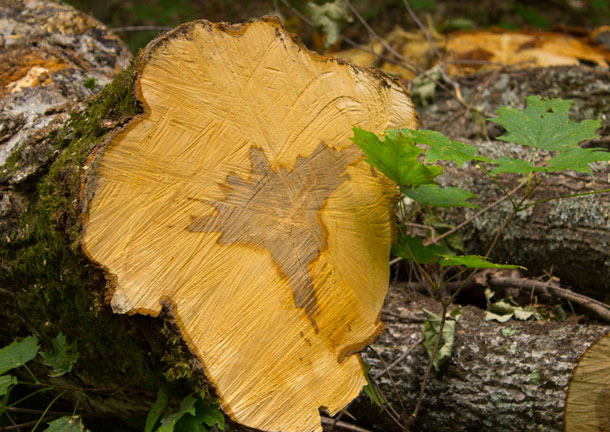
left=423, top=182, right=526, bottom=246
left=440, top=267, right=469, bottom=286
left=368, top=347, right=407, bottom=413
left=8, top=388, right=53, bottom=408
left=524, top=150, right=539, bottom=195
left=475, top=162, right=517, bottom=209
left=404, top=242, right=439, bottom=291
left=406, top=305, right=447, bottom=431
left=22, top=364, right=40, bottom=384
left=30, top=390, right=67, bottom=432
left=485, top=211, right=515, bottom=257
left=519, top=188, right=610, bottom=211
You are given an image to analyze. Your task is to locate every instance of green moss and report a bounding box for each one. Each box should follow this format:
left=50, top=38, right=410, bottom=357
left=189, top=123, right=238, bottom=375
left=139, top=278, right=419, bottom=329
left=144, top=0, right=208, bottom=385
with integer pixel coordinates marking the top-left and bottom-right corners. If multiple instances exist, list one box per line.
left=0, top=59, right=210, bottom=407
left=84, top=76, right=96, bottom=90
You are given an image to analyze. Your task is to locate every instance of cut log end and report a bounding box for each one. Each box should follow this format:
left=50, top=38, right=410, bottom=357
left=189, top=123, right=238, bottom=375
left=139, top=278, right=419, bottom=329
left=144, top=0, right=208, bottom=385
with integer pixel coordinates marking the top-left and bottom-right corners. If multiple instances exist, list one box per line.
left=565, top=332, right=610, bottom=432
left=82, top=17, right=416, bottom=432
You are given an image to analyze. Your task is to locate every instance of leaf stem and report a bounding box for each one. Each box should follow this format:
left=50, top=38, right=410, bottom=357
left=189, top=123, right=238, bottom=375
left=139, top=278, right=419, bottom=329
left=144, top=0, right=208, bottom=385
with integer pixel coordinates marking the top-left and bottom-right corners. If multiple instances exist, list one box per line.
left=519, top=188, right=610, bottom=211
left=30, top=390, right=67, bottom=432
left=475, top=162, right=517, bottom=209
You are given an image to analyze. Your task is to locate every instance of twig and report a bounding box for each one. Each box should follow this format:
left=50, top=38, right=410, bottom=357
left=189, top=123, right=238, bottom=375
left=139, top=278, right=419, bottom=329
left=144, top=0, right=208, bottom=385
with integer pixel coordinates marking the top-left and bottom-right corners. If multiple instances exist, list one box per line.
left=401, top=0, right=441, bottom=60
left=343, top=0, right=419, bottom=74
left=489, top=276, right=610, bottom=322
left=391, top=182, right=526, bottom=267
left=5, top=408, right=73, bottom=416
left=320, top=416, right=374, bottom=432
left=367, top=347, right=406, bottom=414
left=0, top=418, right=60, bottom=432
left=372, top=335, right=424, bottom=379
left=406, top=305, right=446, bottom=431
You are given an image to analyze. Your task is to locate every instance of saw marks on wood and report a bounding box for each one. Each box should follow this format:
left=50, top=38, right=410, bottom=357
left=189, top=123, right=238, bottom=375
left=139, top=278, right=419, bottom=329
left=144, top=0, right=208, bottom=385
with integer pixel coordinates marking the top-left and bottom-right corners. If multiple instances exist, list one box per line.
left=565, top=333, right=610, bottom=432
left=82, top=17, right=416, bottom=432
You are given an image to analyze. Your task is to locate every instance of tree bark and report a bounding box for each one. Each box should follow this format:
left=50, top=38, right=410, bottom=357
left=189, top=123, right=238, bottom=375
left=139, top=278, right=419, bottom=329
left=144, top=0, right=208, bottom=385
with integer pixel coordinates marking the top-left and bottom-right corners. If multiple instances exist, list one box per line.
left=354, top=285, right=610, bottom=432
left=412, top=66, right=610, bottom=292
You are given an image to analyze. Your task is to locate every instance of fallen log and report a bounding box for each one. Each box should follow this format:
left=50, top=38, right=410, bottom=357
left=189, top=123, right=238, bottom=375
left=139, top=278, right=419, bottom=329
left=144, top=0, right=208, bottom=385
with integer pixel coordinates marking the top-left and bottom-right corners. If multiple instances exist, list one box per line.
left=354, top=286, right=610, bottom=431
left=411, top=66, right=610, bottom=292
left=1, top=11, right=418, bottom=432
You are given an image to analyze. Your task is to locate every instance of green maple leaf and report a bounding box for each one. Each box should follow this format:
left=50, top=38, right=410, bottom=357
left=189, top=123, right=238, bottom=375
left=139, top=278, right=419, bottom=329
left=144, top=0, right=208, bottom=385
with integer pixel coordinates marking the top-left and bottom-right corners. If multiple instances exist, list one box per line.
left=399, top=129, right=478, bottom=166
left=392, top=235, right=444, bottom=264
left=402, top=184, right=479, bottom=208
left=351, top=127, right=442, bottom=186
left=546, top=147, right=610, bottom=175
left=0, top=335, right=39, bottom=375
left=489, top=156, right=546, bottom=175
left=39, top=333, right=78, bottom=377
left=438, top=255, right=524, bottom=269
left=491, top=95, right=601, bottom=151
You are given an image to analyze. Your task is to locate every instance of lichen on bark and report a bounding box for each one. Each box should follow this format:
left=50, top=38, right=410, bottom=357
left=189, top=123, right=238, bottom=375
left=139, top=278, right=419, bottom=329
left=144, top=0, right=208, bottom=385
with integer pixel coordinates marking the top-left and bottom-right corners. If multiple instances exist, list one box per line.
left=0, top=60, right=214, bottom=416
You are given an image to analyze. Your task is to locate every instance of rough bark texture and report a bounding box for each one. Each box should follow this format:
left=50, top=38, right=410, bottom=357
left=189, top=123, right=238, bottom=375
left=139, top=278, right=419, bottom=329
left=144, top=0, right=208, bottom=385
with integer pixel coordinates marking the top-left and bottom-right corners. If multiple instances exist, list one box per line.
left=354, top=286, right=610, bottom=432
left=0, top=0, right=214, bottom=421
left=413, top=66, right=610, bottom=292
left=0, top=0, right=130, bottom=176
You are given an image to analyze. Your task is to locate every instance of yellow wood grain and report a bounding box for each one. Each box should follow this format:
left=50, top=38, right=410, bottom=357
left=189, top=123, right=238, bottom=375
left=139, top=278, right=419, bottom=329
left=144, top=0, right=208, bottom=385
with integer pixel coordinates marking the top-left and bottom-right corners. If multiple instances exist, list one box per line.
left=565, top=333, right=610, bottom=432
left=82, top=18, right=416, bottom=432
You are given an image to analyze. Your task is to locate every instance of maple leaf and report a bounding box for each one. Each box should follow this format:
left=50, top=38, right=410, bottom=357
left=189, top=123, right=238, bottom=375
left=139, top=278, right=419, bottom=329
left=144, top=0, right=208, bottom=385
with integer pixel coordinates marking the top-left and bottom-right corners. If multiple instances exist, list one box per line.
left=491, top=95, right=601, bottom=151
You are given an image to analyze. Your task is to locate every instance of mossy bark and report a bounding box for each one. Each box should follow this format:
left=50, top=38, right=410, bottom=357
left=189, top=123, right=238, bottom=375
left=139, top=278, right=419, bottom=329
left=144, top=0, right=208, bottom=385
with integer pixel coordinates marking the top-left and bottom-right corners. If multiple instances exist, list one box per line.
left=0, top=61, right=216, bottom=418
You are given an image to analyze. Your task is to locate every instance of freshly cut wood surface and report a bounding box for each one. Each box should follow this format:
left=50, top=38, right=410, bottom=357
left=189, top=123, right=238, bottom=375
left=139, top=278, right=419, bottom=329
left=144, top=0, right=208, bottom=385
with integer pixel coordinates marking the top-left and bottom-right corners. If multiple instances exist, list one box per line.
left=565, top=333, right=610, bottom=432
left=82, top=17, right=416, bottom=432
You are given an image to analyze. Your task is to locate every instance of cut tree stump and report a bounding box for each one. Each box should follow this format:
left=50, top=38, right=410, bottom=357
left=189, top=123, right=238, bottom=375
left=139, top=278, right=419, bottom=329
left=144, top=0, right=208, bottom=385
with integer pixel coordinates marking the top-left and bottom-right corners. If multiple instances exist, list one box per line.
left=79, top=18, right=416, bottom=432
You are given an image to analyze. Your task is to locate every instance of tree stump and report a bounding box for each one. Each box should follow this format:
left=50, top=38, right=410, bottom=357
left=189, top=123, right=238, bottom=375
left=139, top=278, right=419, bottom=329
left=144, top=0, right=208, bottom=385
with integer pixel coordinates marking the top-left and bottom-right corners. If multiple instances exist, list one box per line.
left=3, top=14, right=418, bottom=432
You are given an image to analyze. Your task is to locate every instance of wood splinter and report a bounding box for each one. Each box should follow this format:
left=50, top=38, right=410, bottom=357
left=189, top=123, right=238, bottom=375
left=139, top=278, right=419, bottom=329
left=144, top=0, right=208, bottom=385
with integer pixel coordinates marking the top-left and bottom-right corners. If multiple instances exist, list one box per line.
left=81, top=17, right=416, bottom=432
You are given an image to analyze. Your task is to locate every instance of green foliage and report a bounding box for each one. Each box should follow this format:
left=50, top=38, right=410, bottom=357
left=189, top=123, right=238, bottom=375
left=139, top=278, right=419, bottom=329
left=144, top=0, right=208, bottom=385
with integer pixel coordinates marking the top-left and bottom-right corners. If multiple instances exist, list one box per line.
left=157, top=394, right=197, bottom=432
left=422, top=307, right=462, bottom=371
left=400, top=129, right=478, bottom=167
left=83, top=77, right=96, bottom=90
left=145, top=389, right=225, bottom=432
left=0, top=336, right=39, bottom=375
left=489, top=156, right=542, bottom=175
left=403, top=184, right=478, bottom=208
left=491, top=96, right=600, bottom=151
left=146, top=388, right=169, bottom=432
left=514, top=3, right=550, bottom=29
left=392, top=235, right=443, bottom=264
left=0, top=375, right=17, bottom=396
left=44, top=416, right=89, bottom=432
left=351, top=127, right=442, bottom=186
left=361, top=362, right=384, bottom=407
left=546, top=147, right=610, bottom=175
left=353, top=94, right=607, bottom=377
left=438, top=255, right=524, bottom=269
left=529, top=369, right=541, bottom=384
left=39, top=333, right=79, bottom=377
